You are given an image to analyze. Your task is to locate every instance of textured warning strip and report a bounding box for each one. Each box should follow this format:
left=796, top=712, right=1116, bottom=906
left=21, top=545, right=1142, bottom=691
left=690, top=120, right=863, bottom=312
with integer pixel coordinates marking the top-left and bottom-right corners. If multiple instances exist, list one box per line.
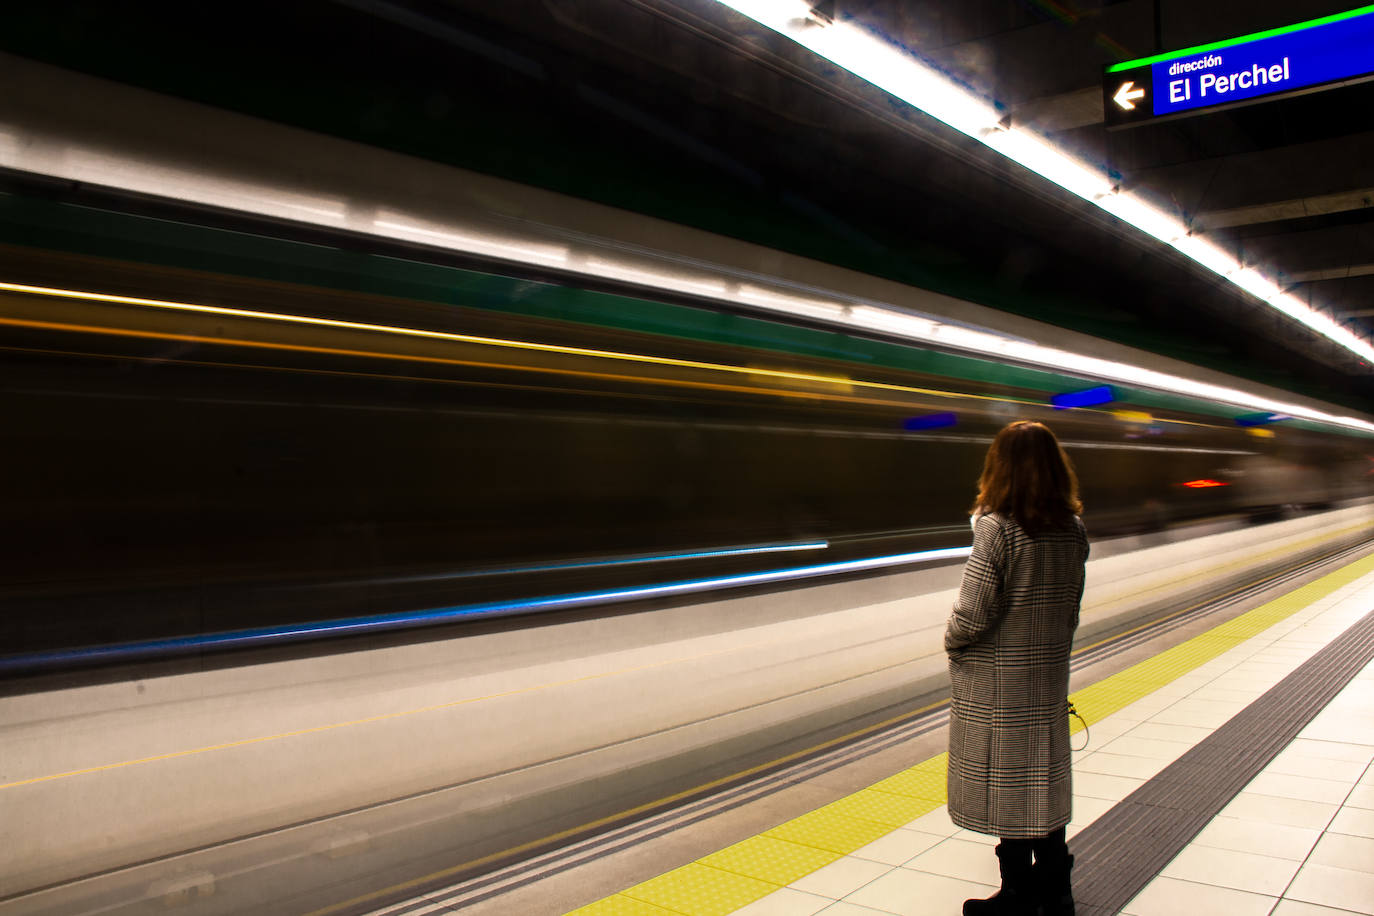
left=1070, top=605, right=1374, bottom=916
left=566, top=755, right=951, bottom=916
left=562, top=552, right=1374, bottom=916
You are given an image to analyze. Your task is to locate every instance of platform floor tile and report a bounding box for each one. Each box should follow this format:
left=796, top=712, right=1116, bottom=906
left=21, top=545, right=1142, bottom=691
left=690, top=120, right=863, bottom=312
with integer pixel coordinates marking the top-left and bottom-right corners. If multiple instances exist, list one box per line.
left=1120, top=876, right=1278, bottom=916
left=1124, top=651, right=1374, bottom=916
left=728, top=886, right=831, bottom=916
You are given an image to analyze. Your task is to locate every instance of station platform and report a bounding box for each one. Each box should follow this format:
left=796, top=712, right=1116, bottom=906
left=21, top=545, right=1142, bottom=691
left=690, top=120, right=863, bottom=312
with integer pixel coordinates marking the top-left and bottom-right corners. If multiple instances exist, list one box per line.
left=370, top=552, right=1374, bottom=916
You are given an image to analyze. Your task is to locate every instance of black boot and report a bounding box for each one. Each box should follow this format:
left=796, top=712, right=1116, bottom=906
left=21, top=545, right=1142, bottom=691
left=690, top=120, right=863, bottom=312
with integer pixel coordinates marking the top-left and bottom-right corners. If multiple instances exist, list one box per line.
left=963, top=841, right=1036, bottom=916
left=1031, top=842, right=1075, bottom=916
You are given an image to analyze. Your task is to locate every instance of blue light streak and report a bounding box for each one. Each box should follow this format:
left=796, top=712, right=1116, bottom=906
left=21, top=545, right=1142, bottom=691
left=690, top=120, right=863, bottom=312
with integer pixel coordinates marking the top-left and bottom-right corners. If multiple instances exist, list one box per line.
left=0, top=546, right=973, bottom=674
left=358, top=540, right=830, bottom=584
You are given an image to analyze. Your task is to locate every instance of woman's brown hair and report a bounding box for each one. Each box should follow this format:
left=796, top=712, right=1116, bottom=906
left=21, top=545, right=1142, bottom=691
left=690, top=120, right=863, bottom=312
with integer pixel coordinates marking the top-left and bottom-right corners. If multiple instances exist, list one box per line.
left=972, top=421, right=1082, bottom=535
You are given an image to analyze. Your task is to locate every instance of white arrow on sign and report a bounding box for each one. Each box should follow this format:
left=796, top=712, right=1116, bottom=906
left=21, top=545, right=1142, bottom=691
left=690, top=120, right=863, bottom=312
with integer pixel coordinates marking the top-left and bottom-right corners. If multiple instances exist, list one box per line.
left=1114, top=81, right=1146, bottom=110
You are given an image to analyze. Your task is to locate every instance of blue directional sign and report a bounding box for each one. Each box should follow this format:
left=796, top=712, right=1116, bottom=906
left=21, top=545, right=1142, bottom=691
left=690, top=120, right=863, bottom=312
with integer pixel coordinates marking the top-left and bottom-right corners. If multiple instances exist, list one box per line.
left=1104, top=5, right=1374, bottom=127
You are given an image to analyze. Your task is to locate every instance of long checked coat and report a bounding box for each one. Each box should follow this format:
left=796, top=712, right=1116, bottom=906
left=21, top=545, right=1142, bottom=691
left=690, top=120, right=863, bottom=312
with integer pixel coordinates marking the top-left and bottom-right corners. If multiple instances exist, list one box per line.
left=945, top=512, right=1089, bottom=838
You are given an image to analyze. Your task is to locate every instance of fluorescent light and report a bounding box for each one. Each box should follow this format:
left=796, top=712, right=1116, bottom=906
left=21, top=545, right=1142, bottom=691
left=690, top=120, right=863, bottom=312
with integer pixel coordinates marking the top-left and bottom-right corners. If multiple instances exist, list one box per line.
left=716, top=0, right=1003, bottom=135
left=1170, top=235, right=1238, bottom=276
left=1231, top=268, right=1284, bottom=303
left=804, top=23, right=1002, bottom=136
left=709, top=0, right=1374, bottom=368
left=1096, top=193, right=1184, bottom=244
left=983, top=129, right=1115, bottom=199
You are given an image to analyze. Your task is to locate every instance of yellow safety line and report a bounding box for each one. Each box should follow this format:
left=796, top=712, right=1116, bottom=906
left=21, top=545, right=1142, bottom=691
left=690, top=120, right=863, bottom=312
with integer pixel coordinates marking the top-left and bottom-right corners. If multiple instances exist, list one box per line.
left=560, top=549, right=1374, bottom=916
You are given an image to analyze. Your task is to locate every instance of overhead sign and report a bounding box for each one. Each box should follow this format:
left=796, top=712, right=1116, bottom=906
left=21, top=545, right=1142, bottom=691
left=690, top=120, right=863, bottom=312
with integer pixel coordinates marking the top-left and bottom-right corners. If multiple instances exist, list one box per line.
left=1104, top=5, right=1374, bottom=128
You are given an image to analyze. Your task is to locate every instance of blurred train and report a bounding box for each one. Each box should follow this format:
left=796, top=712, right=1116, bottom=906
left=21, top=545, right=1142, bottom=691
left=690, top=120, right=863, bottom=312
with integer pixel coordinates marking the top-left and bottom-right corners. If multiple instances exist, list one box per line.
left=3, top=239, right=1370, bottom=661
left=1, top=54, right=1371, bottom=662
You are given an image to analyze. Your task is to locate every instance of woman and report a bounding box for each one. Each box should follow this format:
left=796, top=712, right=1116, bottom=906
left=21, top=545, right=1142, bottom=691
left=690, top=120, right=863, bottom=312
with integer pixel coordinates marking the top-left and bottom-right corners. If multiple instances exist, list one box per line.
left=945, top=421, right=1088, bottom=916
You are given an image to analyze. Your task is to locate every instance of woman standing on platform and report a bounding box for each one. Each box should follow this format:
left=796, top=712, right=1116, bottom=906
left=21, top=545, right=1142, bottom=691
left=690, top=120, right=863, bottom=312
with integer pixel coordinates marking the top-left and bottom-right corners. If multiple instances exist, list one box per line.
left=945, top=420, right=1089, bottom=916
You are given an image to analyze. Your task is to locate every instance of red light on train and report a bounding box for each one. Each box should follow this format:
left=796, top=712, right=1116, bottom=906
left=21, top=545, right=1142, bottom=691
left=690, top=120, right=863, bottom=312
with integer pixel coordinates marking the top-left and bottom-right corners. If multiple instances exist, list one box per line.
left=1181, top=479, right=1229, bottom=488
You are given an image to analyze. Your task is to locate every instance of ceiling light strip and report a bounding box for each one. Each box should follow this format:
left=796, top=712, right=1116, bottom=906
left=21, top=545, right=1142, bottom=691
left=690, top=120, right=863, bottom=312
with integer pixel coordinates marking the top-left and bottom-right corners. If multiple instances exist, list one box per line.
left=709, top=0, right=1374, bottom=368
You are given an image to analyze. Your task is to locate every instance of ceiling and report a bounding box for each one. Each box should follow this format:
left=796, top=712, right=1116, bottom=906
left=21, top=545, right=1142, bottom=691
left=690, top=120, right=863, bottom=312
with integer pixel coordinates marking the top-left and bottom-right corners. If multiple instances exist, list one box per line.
left=871, top=0, right=1374, bottom=326
left=4, top=0, right=1372, bottom=408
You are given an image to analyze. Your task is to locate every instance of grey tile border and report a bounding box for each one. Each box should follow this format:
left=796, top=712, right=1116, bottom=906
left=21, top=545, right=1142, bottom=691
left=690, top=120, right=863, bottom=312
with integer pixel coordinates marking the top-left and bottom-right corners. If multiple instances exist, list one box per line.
left=1070, top=608, right=1374, bottom=916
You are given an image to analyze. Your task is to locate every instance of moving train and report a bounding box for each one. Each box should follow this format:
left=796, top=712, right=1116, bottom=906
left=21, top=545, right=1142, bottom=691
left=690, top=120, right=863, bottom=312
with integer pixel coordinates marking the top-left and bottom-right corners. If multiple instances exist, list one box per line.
left=1, top=53, right=1371, bottom=661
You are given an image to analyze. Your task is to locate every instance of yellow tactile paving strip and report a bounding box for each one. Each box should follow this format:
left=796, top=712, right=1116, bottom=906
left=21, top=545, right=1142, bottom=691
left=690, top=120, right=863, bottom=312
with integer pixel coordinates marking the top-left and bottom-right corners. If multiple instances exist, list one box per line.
left=567, top=550, right=1374, bottom=916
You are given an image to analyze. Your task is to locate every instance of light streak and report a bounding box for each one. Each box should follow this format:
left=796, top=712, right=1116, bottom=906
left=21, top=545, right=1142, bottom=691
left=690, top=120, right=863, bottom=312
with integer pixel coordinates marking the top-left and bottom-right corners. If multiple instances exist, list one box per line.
left=582, top=258, right=727, bottom=296
left=375, top=216, right=569, bottom=266
left=341, top=540, right=830, bottom=585
left=0, top=546, right=971, bottom=675
left=0, top=281, right=1022, bottom=405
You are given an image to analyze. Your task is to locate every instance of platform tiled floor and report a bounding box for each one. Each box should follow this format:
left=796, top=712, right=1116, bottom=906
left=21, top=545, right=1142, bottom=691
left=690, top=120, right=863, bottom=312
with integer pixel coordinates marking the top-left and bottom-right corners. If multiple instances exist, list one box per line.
left=1122, top=659, right=1374, bottom=916
left=578, top=559, right=1374, bottom=916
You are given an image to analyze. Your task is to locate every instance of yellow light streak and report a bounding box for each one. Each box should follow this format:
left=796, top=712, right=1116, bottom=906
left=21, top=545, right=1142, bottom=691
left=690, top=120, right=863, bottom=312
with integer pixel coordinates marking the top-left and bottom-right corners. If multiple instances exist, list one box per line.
left=0, top=314, right=984, bottom=412
left=0, top=280, right=1026, bottom=407
left=0, top=342, right=859, bottom=409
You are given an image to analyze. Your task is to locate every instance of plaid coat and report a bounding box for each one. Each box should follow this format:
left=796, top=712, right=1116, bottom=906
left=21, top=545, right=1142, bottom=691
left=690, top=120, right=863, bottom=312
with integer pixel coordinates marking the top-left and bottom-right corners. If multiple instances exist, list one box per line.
left=945, top=512, right=1088, bottom=838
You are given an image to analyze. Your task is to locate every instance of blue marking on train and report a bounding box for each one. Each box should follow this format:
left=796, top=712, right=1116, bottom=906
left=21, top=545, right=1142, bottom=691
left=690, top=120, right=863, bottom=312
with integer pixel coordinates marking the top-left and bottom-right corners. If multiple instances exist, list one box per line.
left=0, top=546, right=972, bottom=673
left=1235, top=411, right=1290, bottom=427
left=1052, top=386, right=1115, bottom=409
left=903, top=412, right=958, bottom=431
